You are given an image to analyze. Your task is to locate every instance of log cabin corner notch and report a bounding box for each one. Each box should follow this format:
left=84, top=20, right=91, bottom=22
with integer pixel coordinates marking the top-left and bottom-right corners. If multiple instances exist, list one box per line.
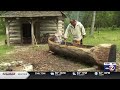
left=0, top=11, right=66, bottom=46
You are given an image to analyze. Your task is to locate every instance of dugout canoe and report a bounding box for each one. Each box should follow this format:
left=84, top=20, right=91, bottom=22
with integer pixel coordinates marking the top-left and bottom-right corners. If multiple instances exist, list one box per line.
left=48, top=37, right=116, bottom=67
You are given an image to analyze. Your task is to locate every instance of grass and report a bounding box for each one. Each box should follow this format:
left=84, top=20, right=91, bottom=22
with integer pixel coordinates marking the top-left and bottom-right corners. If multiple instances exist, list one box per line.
left=0, top=45, right=14, bottom=56
left=0, top=43, right=14, bottom=62
left=67, top=28, right=120, bottom=52
left=0, top=35, right=5, bottom=41
left=0, top=31, right=14, bottom=57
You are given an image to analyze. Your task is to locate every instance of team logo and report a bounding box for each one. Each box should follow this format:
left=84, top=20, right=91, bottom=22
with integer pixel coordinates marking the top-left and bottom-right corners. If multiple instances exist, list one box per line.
left=104, top=62, right=116, bottom=72
left=109, top=65, right=115, bottom=72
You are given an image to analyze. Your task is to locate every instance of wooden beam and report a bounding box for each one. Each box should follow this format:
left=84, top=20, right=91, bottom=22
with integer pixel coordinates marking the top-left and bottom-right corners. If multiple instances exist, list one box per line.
left=40, top=31, right=57, bottom=34
left=57, top=18, right=64, bottom=35
left=5, top=21, right=10, bottom=46
left=57, top=18, right=59, bottom=32
left=31, top=20, right=35, bottom=45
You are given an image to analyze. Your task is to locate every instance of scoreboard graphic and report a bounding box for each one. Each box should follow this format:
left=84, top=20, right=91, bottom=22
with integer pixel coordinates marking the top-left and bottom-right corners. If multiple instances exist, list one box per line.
left=104, top=62, right=116, bottom=72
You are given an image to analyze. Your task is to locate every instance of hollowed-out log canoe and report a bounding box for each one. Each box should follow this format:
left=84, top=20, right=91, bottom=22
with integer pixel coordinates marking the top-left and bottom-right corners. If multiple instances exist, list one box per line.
left=48, top=37, right=116, bottom=67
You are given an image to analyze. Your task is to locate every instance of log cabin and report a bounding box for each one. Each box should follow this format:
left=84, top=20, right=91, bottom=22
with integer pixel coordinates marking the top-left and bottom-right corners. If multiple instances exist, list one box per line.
left=0, top=11, right=66, bottom=46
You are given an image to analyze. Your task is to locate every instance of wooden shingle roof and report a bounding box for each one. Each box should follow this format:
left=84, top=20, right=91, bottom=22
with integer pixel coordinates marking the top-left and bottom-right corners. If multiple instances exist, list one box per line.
left=0, top=11, right=66, bottom=18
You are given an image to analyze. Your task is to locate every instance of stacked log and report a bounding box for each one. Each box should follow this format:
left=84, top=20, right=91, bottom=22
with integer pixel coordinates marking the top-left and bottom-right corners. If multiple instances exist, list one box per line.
left=9, top=20, right=21, bottom=44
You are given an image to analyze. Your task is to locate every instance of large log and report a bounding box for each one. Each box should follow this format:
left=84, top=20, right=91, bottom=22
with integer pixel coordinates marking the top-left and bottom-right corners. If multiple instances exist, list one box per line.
left=39, top=24, right=57, bottom=27
left=40, top=29, right=57, bottom=31
left=10, top=38, right=21, bottom=41
left=40, top=31, right=57, bottom=34
left=40, top=27, right=57, bottom=30
left=9, top=26, right=21, bottom=30
left=9, top=34, right=21, bottom=37
left=37, top=20, right=57, bottom=24
left=10, top=41, right=21, bottom=44
left=48, top=37, right=116, bottom=67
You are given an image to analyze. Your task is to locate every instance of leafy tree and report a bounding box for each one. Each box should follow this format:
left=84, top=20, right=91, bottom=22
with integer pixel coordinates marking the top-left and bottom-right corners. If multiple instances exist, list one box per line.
left=0, top=11, right=6, bottom=34
left=113, top=11, right=120, bottom=27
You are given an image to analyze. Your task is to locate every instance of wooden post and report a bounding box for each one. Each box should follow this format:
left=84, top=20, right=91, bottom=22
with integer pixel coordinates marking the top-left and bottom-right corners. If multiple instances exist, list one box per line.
left=21, top=24, right=23, bottom=45
left=57, top=17, right=60, bottom=32
left=31, top=20, right=35, bottom=45
left=57, top=17, right=64, bottom=35
left=5, top=21, right=10, bottom=46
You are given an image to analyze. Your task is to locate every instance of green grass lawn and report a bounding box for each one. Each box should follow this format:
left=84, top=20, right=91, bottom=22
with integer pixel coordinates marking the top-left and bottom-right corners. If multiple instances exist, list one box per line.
left=0, top=35, right=5, bottom=41
left=0, top=45, right=14, bottom=56
left=0, top=34, right=14, bottom=56
left=67, top=28, right=120, bottom=52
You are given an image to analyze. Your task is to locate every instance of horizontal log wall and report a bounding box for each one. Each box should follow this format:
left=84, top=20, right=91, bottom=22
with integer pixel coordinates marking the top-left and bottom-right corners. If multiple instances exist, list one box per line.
left=37, top=19, right=58, bottom=34
left=36, top=19, right=64, bottom=35
left=6, top=17, right=65, bottom=45
left=35, top=18, right=64, bottom=43
left=9, top=20, right=21, bottom=44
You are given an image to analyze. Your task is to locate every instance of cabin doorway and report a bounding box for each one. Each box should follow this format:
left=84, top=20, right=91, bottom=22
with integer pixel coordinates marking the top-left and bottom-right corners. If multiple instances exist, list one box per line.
left=22, top=23, right=31, bottom=44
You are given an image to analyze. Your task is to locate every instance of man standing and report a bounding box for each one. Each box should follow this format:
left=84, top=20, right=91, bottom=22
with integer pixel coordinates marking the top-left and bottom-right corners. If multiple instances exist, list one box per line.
left=64, top=19, right=86, bottom=46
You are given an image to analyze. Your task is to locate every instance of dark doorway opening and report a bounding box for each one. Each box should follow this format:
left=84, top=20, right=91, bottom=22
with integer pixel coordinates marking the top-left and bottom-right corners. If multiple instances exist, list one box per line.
left=22, top=23, right=31, bottom=44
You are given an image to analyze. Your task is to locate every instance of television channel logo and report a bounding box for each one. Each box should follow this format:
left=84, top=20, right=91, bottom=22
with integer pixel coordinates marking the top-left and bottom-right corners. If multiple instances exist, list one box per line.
left=104, top=62, right=116, bottom=72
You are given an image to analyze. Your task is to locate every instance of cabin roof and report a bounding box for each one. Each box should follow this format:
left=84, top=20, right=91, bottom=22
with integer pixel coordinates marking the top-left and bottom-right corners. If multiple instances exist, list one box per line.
left=0, top=11, right=66, bottom=18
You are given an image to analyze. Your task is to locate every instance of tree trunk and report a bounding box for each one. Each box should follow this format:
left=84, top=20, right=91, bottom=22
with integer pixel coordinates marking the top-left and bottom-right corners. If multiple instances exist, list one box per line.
left=48, top=37, right=116, bottom=68
left=31, top=20, right=35, bottom=45
left=5, top=21, right=10, bottom=46
left=90, top=11, right=96, bottom=36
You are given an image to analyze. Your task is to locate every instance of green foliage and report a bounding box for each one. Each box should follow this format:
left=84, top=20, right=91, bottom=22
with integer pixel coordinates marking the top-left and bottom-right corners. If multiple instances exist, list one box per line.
left=64, top=11, right=85, bottom=21
left=0, top=19, right=5, bottom=35
left=95, top=11, right=114, bottom=28
left=81, top=11, right=116, bottom=28
left=82, top=11, right=93, bottom=27
left=0, top=11, right=5, bottom=35
left=113, top=11, right=120, bottom=27
left=64, top=11, right=86, bottom=28
left=64, top=18, right=70, bottom=29
left=64, top=11, right=120, bottom=28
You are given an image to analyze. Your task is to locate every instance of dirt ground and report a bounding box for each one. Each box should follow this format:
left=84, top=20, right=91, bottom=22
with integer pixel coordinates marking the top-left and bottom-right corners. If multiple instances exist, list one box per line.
left=0, top=44, right=93, bottom=72
left=0, top=44, right=120, bottom=72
